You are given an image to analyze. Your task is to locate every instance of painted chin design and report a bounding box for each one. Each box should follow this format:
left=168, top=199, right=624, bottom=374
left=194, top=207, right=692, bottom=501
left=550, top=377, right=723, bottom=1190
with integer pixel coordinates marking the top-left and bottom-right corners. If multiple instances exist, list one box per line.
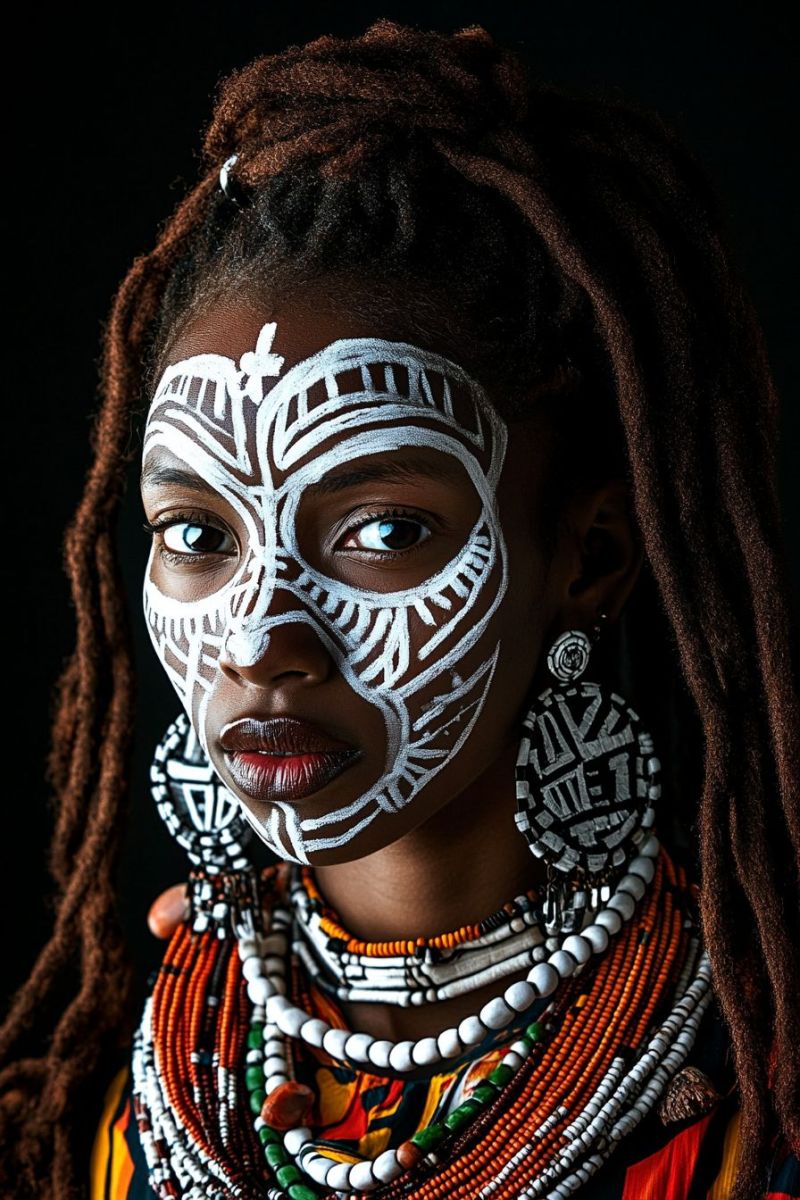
left=142, top=321, right=509, bottom=864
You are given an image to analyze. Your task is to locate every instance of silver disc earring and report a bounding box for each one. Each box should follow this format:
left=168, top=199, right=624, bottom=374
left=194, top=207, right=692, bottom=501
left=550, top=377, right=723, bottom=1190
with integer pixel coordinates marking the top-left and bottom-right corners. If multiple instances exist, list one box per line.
left=514, top=612, right=660, bottom=934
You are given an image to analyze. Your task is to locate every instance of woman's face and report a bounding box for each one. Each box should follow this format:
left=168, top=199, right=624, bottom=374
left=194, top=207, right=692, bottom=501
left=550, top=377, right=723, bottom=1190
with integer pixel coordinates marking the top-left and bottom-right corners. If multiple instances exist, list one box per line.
left=140, top=290, right=558, bottom=865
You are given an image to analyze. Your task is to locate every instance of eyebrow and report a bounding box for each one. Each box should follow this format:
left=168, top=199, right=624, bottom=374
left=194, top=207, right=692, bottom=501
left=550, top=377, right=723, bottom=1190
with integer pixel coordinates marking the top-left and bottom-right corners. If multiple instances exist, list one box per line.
left=140, top=463, right=216, bottom=494
left=307, top=454, right=464, bottom=494
left=141, top=454, right=465, bottom=494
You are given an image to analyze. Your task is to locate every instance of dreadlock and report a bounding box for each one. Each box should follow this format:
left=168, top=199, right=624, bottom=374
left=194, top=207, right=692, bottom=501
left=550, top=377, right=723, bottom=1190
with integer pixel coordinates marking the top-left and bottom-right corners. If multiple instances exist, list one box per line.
left=1, top=18, right=797, bottom=1200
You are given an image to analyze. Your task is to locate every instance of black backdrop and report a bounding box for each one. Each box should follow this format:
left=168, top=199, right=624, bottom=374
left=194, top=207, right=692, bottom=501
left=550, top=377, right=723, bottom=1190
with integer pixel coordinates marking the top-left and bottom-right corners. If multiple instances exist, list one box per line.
left=4, top=2, right=797, bottom=1017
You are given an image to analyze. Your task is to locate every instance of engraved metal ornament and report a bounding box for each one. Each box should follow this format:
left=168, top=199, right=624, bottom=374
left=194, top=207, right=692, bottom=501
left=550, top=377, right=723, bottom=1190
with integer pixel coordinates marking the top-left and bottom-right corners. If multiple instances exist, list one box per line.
left=150, top=711, right=253, bottom=874
left=514, top=680, right=660, bottom=880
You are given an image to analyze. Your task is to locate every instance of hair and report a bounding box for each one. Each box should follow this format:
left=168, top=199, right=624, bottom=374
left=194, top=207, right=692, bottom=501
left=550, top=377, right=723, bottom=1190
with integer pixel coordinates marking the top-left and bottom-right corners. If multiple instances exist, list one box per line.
left=1, top=18, right=797, bottom=1199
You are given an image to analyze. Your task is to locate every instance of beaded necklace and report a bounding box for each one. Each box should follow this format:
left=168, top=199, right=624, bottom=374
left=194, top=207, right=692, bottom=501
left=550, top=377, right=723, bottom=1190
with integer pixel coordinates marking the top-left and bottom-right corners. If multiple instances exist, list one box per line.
left=131, top=844, right=709, bottom=1199
left=291, top=865, right=548, bottom=1007
left=256, top=837, right=660, bottom=1079
left=297, top=864, right=543, bottom=954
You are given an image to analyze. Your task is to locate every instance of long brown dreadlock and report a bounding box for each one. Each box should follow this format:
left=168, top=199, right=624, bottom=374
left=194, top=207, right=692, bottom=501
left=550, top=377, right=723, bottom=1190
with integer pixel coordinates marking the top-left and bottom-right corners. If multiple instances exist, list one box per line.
left=1, top=18, right=797, bottom=1200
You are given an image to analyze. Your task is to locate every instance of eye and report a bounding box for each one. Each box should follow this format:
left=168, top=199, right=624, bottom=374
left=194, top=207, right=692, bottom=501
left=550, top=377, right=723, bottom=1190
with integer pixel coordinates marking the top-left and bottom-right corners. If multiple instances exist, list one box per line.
left=162, top=522, right=233, bottom=555
left=143, top=510, right=236, bottom=561
left=339, top=509, right=431, bottom=556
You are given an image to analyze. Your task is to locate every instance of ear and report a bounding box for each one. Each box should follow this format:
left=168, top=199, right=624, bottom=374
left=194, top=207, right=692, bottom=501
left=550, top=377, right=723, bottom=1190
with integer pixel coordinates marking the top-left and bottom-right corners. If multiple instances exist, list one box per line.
left=548, top=478, right=644, bottom=630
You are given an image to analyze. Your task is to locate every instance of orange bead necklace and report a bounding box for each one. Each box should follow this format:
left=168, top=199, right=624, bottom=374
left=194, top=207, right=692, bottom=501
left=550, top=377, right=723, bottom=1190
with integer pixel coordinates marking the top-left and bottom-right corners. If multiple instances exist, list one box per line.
left=130, top=844, right=709, bottom=1199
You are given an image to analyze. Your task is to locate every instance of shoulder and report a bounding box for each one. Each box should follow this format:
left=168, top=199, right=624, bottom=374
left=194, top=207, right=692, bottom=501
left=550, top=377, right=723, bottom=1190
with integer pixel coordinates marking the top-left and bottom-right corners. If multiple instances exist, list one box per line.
left=89, top=1063, right=155, bottom=1200
left=584, top=998, right=800, bottom=1199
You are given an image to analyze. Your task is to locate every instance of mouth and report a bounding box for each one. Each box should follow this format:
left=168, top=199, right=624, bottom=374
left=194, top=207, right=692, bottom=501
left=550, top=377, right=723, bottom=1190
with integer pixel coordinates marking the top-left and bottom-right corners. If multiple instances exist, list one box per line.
left=218, top=715, right=361, bottom=805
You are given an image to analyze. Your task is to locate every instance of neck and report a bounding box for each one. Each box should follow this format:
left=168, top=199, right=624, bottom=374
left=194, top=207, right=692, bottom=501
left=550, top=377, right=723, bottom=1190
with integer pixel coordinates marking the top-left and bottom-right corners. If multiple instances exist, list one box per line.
left=312, top=738, right=546, bottom=941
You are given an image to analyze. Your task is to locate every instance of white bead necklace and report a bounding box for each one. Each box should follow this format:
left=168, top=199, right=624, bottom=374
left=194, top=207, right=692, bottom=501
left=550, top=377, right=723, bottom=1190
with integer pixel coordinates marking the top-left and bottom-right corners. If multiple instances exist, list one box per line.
left=261, top=949, right=713, bottom=1198
left=289, top=874, right=551, bottom=1007
left=238, top=835, right=660, bottom=1076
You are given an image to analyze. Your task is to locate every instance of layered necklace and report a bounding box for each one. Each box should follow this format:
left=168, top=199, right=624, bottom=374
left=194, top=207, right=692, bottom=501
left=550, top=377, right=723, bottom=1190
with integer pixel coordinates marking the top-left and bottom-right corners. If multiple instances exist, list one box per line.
left=130, top=830, right=712, bottom=1200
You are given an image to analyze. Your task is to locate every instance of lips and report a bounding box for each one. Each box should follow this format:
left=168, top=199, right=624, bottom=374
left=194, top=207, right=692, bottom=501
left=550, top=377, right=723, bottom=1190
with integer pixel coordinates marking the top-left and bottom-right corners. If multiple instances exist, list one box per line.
left=218, top=716, right=361, bottom=805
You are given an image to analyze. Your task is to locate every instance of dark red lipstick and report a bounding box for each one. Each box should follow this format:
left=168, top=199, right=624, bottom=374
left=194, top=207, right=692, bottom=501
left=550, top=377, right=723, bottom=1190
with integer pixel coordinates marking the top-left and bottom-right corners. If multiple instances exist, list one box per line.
left=218, top=716, right=360, bottom=805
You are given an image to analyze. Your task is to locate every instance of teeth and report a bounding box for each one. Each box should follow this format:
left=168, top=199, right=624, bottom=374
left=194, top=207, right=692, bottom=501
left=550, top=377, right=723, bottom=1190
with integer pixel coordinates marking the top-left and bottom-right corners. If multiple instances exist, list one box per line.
left=252, top=749, right=315, bottom=756
left=234, top=747, right=336, bottom=755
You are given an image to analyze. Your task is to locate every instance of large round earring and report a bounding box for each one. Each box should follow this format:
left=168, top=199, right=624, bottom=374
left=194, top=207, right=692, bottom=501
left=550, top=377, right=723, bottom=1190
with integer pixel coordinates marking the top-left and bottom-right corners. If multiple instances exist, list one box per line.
left=149, top=711, right=257, bottom=935
left=514, top=611, right=660, bottom=934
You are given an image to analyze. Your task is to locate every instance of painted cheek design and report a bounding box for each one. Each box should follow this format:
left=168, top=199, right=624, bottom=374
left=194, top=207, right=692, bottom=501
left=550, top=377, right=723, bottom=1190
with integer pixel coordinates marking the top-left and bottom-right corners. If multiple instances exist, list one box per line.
left=142, top=322, right=509, bottom=862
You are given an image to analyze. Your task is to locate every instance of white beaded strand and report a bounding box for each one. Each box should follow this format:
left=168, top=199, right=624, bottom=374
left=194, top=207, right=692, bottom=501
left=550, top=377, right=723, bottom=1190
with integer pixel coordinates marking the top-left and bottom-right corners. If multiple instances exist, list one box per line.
left=131, top=996, right=245, bottom=1198
left=269, top=1007, right=546, bottom=1196
left=508, top=949, right=713, bottom=1200
left=289, top=874, right=549, bottom=1007
left=248, top=836, right=660, bottom=1076
left=240, top=837, right=663, bottom=1195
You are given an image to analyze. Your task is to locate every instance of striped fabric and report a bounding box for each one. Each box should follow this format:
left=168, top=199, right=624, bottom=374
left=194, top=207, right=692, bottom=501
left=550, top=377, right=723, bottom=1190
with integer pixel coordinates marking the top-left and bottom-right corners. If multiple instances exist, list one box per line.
left=290, top=978, right=559, bottom=1166
left=90, top=983, right=799, bottom=1200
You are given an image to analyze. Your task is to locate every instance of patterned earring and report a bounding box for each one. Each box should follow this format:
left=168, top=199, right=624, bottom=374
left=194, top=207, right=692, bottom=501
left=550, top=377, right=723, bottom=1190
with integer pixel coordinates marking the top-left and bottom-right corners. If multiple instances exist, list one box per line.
left=514, top=611, right=660, bottom=935
left=149, top=711, right=258, bottom=936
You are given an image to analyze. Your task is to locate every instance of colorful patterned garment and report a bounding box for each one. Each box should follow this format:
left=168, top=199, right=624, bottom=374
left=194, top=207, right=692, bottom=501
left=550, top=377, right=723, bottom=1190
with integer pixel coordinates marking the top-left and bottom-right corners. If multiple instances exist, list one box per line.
left=90, top=974, right=799, bottom=1200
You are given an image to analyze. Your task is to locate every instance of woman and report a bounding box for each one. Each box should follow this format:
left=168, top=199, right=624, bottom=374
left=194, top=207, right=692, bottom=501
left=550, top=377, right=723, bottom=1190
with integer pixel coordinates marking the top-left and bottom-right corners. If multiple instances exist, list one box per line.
left=1, top=17, right=797, bottom=1200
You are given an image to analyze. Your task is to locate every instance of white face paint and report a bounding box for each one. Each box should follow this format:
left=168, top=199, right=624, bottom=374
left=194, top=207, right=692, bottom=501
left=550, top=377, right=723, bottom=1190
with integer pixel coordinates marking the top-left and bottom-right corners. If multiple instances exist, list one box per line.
left=142, top=320, right=509, bottom=863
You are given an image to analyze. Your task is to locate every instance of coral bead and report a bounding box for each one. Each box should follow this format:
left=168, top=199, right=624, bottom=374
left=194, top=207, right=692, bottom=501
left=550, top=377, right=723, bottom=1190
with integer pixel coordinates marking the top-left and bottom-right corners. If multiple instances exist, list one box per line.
left=146, top=884, right=189, bottom=939
left=397, top=1140, right=424, bottom=1170
left=259, top=1082, right=314, bottom=1131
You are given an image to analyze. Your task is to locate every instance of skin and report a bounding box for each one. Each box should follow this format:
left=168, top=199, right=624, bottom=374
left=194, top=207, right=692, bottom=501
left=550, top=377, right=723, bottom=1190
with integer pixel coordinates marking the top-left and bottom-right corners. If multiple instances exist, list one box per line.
left=141, top=282, right=644, bottom=1044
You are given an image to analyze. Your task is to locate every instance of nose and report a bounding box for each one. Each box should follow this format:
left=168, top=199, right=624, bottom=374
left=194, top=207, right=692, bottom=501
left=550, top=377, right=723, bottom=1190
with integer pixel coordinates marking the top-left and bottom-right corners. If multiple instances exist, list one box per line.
left=218, top=585, right=334, bottom=689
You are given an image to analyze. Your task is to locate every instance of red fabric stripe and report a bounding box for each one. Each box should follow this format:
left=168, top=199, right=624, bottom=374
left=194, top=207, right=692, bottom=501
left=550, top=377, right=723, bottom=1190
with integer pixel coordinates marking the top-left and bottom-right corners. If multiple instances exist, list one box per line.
left=621, top=1113, right=714, bottom=1200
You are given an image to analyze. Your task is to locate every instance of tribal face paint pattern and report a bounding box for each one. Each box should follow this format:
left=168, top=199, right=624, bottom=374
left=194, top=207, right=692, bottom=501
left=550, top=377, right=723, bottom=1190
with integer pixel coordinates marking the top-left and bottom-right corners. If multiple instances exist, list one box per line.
left=142, top=321, right=509, bottom=862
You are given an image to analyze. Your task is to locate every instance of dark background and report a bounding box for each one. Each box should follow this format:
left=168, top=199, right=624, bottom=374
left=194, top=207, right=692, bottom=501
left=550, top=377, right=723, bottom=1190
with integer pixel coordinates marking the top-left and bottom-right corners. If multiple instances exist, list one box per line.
left=4, top=2, right=797, bottom=1014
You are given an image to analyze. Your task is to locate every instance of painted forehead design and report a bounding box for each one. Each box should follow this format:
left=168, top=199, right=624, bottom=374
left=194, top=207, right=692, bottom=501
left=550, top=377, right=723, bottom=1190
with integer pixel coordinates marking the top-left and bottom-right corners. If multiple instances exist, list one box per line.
left=145, top=321, right=505, bottom=496
left=142, top=321, right=510, bottom=861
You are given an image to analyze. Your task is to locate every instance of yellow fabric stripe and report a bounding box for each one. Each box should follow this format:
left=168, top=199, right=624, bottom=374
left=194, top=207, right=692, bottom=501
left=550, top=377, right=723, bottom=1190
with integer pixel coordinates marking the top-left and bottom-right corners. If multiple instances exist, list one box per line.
left=416, top=1070, right=457, bottom=1132
left=89, top=1066, right=133, bottom=1200
left=707, top=1110, right=741, bottom=1200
